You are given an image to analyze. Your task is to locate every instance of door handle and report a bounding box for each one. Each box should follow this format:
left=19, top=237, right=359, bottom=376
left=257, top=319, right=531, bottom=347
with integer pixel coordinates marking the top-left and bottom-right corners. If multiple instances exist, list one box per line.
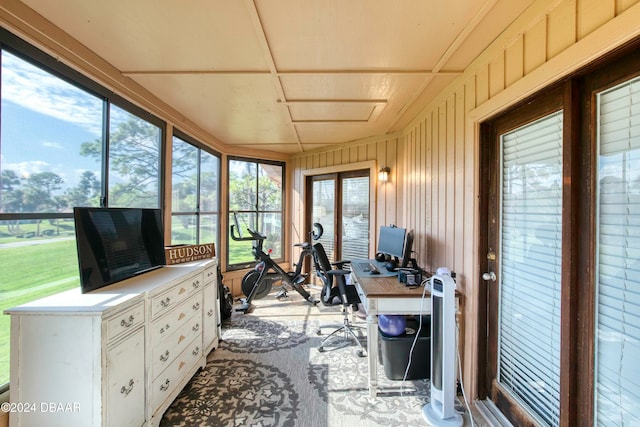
left=482, top=272, right=496, bottom=282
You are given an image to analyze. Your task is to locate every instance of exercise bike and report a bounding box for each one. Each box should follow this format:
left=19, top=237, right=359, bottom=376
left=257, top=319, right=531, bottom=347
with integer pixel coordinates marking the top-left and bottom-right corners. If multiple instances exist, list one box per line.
left=230, top=214, right=322, bottom=313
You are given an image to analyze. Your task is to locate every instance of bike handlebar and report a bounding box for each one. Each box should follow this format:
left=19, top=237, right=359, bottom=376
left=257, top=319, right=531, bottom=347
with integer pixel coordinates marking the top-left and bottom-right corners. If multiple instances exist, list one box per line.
left=230, top=224, right=266, bottom=242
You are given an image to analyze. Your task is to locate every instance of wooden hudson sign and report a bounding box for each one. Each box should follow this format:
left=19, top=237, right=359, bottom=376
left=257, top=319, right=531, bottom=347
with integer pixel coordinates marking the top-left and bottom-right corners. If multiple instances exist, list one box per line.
left=164, top=243, right=215, bottom=265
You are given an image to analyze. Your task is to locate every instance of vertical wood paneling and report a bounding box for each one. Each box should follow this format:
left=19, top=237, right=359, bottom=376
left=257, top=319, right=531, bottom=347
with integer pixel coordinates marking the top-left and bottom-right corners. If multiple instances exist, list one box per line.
left=389, top=137, right=400, bottom=226
left=329, top=151, right=336, bottom=167
left=424, top=114, right=433, bottom=268
left=334, top=149, right=342, bottom=165
left=419, top=119, right=427, bottom=266
left=342, top=147, right=350, bottom=164
left=350, top=146, right=358, bottom=163
left=376, top=140, right=387, bottom=227
left=505, top=36, right=524, bottom=87
left=617, top=0, right=638, bottom=13
left=357, top=145, right=366, bottom=162
left=438, top=104, right=447, bottom=269
left=464, top=77, right=477, bottom=291
left=548, top=0, right=576, bottom=59
left=476, top=63, right=490, bottom=105
left=446, top=95, right=456, bottom=268
left=431, top=109, right=440, bottom=270
left=489, top=53, right=506, bottom=98
left=367, top=142, right=376, bottom=161
left=577, top=0, right=615, bottom=39
left=406, top=130, right=413, bottom=229
left=454, top=89, right=466, bottom=275
left=525, top=17, right=548, bottom=73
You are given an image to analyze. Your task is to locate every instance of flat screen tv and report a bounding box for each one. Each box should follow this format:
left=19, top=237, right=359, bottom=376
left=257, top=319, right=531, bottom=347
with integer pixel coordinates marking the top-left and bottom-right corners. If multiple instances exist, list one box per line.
left=73, top=207, right=166, bottom=293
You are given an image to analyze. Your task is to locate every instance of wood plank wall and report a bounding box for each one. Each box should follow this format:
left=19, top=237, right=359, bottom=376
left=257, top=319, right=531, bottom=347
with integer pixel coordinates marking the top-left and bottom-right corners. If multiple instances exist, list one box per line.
left=290, top=0, right=640, bottom=397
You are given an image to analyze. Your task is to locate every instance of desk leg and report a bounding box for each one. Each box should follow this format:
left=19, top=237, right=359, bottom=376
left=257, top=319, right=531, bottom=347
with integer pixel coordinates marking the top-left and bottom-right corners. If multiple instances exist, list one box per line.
left=366, top=313, right=378, bottom=398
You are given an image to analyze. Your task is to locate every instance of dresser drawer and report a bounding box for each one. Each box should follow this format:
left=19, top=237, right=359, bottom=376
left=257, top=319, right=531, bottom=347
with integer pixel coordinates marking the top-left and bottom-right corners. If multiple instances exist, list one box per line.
left=150, top=339, right=203, bottom=412
left=151, top=313, right=202, bottom=380
left=150, top=293, right=201, bottom=345
left=203, top=265, right=216, bottom=286
left=106, top=301, right=145, bottom=342
left=150, top=272, right=202, bottom=319
left=106, top=327, right=145, bottom=427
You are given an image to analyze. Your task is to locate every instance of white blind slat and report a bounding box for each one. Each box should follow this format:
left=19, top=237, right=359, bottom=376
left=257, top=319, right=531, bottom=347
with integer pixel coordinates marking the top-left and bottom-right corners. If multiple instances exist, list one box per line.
left=498, top=111, right=563, bottom=427
left=595, top=76, right=640, bottom=425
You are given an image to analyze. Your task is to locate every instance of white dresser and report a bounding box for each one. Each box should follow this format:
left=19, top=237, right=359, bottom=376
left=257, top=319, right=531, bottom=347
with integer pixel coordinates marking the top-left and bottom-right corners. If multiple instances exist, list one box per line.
left=5, top=259, right=218, bottom=427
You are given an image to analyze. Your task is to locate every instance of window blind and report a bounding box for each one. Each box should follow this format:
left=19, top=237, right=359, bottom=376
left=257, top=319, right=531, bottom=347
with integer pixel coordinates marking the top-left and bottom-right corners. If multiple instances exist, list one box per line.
left=595, top=76, right=640, bottom=425
left=499, top=111, right=563, bottom=427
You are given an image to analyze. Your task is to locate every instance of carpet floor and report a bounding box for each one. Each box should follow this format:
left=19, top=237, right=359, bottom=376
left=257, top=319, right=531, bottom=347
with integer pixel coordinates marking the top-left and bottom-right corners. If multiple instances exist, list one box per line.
left=160, top=287, right=480, bottom=427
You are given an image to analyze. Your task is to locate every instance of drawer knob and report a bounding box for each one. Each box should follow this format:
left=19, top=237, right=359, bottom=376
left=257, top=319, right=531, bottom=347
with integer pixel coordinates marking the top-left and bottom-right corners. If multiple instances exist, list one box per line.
left=160, top=324, right=170, bottom=334
left=120, top=379, right=134, bottom=396
left=160, top=297, right=171, bottom=308
left=192, top=323, right=200, bottom=332
left=192, top=346, right=200, bottom=356
left=120, top=315, right=134, bottom=328
left=207, top=309, right=214, bottom=317
left=159, top=379, right=170, bottom=391
left=192, top=302, right=200, bottom=311
left=160, top=350, right=170, bottom=362
left=192, top=280, right=200, bottom=289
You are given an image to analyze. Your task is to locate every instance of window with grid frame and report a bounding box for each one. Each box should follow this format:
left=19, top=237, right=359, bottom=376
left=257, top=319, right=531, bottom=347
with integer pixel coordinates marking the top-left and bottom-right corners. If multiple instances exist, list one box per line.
left=0, top=36, right=163, bottom=391
left=171, top=132, right=221, bottom=250
left=227, top=157, right=284, bottom=269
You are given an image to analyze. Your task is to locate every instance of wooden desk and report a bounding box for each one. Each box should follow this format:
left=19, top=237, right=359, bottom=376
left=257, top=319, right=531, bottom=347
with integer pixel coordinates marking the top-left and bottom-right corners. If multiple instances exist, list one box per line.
left=350, top=271, right=431, bottom=397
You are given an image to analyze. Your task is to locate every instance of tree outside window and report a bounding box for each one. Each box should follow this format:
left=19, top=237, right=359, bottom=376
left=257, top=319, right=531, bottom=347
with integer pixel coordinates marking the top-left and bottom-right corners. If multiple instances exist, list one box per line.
left=228, top=158, right=284, bottom=268
left=0, top=47, right=162, bottom=390
left=171, top=134, right=220, bottom=250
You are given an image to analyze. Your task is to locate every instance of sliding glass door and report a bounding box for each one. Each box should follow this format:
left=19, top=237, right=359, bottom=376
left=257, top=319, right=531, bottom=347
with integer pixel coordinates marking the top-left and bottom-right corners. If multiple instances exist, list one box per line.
left=309, top=170, right=369, bottom=262
left=594, top=75, right=640, bottom=425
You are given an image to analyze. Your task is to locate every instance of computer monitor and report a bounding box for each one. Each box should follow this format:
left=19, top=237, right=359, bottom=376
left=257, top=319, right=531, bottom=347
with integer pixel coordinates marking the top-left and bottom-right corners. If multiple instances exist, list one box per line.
left=377, top=226, right=406, bottom=259
left=401, top=229, right=415, bottom=268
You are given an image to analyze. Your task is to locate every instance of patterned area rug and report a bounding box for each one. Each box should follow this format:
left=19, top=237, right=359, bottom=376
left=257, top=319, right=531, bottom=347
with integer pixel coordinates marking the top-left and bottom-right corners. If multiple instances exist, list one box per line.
left=161, top=315, right=468, bottom=427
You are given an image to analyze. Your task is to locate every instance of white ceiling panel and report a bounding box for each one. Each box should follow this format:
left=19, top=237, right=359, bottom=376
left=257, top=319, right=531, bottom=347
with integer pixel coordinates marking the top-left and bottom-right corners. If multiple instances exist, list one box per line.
left=131, top=73, right=298, bottom=144
left=21, top=0, right=269, bottom=71
left=255, top=0, right=489, bottom=70
left=15, top=0, right=537, bottom=154
left=288, top=102, right=380, bottom=122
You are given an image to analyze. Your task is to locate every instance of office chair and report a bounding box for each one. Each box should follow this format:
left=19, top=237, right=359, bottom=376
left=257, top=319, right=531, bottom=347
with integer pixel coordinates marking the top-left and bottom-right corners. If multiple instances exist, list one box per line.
left=313, top=242, right=367, bottom=357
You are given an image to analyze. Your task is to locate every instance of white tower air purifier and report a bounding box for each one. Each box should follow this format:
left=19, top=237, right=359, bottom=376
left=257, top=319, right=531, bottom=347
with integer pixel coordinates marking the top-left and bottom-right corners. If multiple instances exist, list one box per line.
left=423, top=268, right=463, bottom=427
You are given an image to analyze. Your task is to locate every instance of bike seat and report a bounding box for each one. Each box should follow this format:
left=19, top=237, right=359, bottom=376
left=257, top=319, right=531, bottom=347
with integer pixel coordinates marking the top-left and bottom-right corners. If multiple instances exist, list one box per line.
left=294, top=242, right=311, bottom=249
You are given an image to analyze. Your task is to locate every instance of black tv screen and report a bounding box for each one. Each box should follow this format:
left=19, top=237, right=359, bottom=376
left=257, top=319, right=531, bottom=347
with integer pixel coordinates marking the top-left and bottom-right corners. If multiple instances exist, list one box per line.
left=73, top=207, right=166, bottom=293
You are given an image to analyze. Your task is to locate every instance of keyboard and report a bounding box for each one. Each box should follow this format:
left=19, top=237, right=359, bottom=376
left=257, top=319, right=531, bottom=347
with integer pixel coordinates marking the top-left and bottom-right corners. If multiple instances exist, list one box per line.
left=357, top=262, right=380, bottom=274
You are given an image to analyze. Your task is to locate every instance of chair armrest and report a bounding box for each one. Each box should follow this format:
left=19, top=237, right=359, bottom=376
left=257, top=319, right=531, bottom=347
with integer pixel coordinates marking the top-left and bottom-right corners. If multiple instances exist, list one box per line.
left=331, top=259, right=351, bottom=269
left=327, top=269, right=350, bottom=277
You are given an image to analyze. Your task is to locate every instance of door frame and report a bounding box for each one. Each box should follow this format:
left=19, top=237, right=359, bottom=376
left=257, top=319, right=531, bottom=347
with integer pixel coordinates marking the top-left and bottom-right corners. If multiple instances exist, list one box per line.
left=477, top=82, right=580, bottom=426
left=476, top=38, right=640, bottom=427
left=301, top=161, right=378, bottom=257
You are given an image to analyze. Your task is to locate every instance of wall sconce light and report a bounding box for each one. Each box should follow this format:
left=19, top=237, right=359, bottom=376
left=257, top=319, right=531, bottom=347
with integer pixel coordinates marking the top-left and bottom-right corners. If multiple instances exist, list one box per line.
left=378, top=167, right=390, bottom=182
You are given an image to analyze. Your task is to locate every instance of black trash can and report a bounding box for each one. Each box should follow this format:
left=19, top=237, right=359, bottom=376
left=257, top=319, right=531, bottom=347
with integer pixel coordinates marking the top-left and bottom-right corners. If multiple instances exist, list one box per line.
left=379, top=316, right=431, bottom=380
